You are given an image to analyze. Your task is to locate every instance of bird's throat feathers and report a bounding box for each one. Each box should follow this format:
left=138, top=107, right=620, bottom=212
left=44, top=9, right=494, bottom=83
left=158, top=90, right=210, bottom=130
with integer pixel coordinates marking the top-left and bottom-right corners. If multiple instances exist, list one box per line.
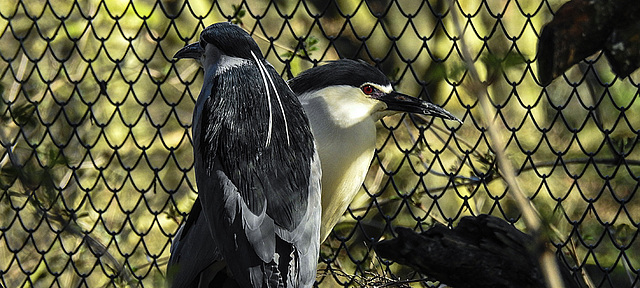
left=214, top=55, right=252, bottom=76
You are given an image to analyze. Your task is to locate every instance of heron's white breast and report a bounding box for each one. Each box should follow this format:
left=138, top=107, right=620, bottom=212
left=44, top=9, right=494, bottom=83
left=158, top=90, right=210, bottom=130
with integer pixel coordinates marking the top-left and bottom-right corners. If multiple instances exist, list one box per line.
left=298, top=86, right=383, bottom=241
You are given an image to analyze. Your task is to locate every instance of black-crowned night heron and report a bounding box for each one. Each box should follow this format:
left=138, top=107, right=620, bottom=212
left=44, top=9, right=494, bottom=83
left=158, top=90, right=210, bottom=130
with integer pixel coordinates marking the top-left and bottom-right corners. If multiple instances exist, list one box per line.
left=288, top=59, right=460, bottom=241
left=169, top=22, right=322, bottom=288
left=168, top=26, right=460, bottom=286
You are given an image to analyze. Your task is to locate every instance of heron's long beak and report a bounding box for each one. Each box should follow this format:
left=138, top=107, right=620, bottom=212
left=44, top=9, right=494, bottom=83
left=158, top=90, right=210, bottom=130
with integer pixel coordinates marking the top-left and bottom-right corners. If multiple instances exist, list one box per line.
left=174, top=42, right=204, bottom=59
left=380, top=91, right=462, bottom=123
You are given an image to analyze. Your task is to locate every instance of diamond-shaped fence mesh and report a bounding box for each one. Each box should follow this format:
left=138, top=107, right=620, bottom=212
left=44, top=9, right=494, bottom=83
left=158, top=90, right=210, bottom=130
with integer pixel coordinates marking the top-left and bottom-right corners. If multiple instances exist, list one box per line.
left=1, top=0, right=639, bottom=287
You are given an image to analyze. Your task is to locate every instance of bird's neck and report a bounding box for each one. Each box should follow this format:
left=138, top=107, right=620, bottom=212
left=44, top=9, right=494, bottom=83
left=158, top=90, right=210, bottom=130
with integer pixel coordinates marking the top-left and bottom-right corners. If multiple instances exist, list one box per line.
left=315, top=120, right=377, bottom=241
left=299, top=93, right=380, bottom=241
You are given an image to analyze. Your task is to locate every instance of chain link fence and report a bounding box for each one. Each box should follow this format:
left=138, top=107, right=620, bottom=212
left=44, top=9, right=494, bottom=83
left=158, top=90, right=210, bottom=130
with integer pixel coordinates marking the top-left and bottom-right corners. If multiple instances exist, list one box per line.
left=1, top=0, right=638, bottom=287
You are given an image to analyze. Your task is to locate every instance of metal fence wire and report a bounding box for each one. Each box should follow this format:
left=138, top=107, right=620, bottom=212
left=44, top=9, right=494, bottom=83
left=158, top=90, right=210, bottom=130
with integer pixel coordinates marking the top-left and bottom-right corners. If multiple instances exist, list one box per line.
left=1, top=0, right=639, bottom=287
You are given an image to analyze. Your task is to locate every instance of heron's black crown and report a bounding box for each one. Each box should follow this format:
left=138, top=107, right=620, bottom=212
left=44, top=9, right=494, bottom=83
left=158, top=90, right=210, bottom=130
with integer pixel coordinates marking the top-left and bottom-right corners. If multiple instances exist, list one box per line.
left=199, top=22, right=263, bottom=60
left=288, top=59, right=391, bottom=94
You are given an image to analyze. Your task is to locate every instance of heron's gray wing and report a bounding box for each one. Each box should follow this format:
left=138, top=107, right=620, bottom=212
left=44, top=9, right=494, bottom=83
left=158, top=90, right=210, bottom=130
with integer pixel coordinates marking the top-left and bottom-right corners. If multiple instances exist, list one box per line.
left=273, top=150, right=322, bottom=287
left=199, top=150, right=321, bottom=288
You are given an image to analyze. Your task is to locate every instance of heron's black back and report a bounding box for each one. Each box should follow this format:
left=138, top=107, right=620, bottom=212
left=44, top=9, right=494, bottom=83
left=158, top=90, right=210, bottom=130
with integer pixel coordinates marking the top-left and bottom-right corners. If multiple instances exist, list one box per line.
left=198, top=62, right=315, bottom=231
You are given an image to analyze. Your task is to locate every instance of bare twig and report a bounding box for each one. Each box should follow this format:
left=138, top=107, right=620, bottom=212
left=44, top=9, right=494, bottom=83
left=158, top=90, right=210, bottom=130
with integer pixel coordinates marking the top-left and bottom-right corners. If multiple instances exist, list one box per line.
left=448, top=1, right=565, bottom=287
left=7, top=53, right=28, bottom=103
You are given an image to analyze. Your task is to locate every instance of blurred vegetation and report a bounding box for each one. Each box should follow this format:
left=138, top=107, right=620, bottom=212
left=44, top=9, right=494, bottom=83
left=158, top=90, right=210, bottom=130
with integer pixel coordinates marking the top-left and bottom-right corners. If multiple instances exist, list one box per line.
left=0, top=0, right=638, bottom=287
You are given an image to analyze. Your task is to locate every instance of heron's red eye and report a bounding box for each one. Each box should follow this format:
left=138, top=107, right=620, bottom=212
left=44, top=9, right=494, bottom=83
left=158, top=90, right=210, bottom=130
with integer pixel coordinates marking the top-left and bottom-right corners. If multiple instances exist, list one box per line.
left=361, top=85, right=375, bottom=95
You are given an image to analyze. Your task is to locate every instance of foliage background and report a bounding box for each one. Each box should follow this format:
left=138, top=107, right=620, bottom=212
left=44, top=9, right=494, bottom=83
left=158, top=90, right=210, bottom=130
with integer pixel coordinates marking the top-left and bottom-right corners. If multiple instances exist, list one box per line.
left=1, top=0, right=639, bottom=287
